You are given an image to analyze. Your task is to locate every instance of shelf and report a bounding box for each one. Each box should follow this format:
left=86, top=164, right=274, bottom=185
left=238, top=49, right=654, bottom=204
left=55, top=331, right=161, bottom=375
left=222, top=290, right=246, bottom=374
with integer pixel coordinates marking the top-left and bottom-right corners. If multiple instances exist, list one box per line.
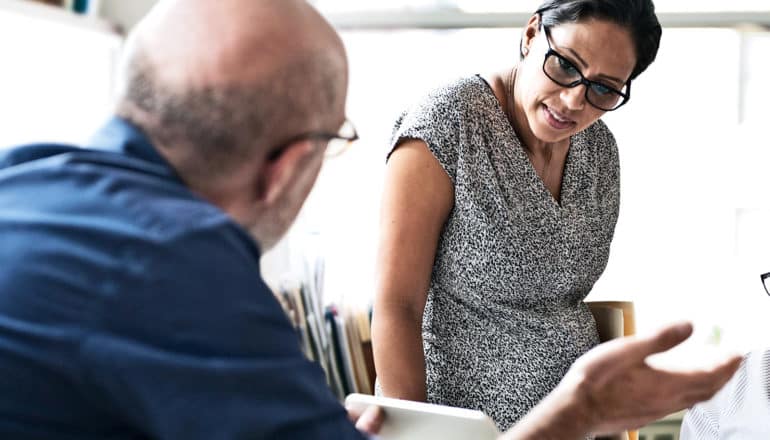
left=327, top=9, right=770, bottom=30
left=0, top=0, right=119, bottom=35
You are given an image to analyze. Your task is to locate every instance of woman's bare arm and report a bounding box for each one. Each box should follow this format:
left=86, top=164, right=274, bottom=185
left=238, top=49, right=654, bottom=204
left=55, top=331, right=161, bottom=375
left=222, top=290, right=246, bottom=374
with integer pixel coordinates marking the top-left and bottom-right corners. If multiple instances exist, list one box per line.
left=370, top=139, right=454, bottom=401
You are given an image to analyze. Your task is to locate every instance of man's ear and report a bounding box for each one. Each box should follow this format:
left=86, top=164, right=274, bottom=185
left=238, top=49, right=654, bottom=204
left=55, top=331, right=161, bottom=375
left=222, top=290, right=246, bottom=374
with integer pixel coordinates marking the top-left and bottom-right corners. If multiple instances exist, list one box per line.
left=256, top=140, right=316, bottom=205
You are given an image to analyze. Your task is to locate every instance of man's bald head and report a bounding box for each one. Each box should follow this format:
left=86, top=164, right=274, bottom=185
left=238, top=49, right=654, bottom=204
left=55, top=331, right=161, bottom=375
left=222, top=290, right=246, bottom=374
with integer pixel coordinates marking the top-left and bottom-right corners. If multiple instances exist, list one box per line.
left=116, top=0, right=347, bottom=183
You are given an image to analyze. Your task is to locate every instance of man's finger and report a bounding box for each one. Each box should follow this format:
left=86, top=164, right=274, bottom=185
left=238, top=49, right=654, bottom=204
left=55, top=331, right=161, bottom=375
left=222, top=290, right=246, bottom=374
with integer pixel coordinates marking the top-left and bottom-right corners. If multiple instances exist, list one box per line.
left=677, top=355, right=743, bottom=403
left=354, top=405, right=385, bottom=434
left=581, top=322, right=694, bottom=374
left=346, top=406, right=363, bottom=424
left=632, top=321, right=694, bottom=358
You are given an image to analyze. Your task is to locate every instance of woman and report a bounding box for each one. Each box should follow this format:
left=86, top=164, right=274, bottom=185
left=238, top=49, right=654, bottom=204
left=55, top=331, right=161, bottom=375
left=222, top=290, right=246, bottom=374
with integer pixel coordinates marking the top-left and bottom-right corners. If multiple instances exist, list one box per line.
left=371, top=0, right=662, bottom=431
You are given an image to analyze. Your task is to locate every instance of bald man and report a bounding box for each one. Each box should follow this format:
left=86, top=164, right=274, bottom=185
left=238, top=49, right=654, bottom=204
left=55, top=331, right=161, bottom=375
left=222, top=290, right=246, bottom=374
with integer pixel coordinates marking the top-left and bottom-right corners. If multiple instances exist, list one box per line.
left=0, top=0, right=740, bottom=439
left=0, top=1, right=362, bottom=438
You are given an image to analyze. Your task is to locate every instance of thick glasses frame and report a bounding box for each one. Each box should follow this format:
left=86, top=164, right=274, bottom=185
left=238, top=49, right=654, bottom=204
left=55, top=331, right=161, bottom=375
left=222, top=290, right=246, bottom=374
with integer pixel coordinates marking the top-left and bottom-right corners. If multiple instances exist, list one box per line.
left=540, top=24, right=631, bottom=111
left=269, top=119, right=358, bottom=160
left=762, top=272, right=770, bottom=296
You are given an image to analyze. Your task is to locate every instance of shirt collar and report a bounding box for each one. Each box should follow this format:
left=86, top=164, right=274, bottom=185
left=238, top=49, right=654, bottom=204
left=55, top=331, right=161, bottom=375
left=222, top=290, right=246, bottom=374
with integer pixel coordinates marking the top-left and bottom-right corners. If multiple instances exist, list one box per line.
left=88, top=116, right=179, bottom=177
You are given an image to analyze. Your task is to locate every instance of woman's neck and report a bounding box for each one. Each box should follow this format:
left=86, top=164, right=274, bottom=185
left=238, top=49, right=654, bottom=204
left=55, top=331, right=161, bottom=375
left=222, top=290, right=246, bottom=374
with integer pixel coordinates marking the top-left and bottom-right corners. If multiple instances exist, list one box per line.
left=504, top=66, right=566, bottom=156
left=483, top=68, right=568, bottom=158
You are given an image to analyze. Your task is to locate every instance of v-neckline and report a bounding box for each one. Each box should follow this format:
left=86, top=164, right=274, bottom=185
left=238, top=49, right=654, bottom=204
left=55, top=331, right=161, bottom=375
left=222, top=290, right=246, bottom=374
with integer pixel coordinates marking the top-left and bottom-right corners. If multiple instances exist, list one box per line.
left=523, top=139, right=573, bottom=210
left=476, top=74, right=574, bottom=211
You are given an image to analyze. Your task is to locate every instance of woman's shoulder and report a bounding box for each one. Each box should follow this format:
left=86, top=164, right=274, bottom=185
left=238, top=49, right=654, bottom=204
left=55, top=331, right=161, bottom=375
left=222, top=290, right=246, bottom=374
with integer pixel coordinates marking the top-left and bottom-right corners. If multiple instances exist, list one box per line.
left=389, top=76, right=496, bottom=178
left=577, top=118, right=617, bottom=148
left=391, top=75, right=497, bottom=143
left=571, top=119, right=620, bottom=179
left=404, top=75, right=497, bottom=121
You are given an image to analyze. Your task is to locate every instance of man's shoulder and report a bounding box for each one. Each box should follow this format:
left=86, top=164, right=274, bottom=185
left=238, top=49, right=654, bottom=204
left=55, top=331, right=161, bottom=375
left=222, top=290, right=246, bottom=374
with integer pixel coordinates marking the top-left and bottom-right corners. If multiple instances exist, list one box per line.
left=681, top=348, right=770, bottom=439
left=1, top=139, right=238, bottom=241
left=0, top=139, right=261, bottom=293
left=0, top=143, right=81, bottom=170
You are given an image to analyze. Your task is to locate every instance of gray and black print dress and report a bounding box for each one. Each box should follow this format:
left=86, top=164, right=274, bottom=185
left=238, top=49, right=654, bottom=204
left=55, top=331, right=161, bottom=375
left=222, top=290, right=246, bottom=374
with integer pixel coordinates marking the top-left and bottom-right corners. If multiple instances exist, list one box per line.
left=387, top=75, right=620, bottom=431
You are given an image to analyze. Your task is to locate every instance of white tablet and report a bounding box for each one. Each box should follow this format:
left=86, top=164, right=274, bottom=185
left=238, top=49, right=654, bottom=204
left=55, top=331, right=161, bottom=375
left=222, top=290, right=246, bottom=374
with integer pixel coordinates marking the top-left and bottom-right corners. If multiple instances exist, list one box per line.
left=345, top=393, right=501, bottom=440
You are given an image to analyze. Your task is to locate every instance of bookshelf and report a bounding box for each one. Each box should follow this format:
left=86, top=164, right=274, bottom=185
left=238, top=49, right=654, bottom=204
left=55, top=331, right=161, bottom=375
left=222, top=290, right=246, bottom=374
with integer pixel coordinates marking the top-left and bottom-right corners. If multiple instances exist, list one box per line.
left=11, top=0, right=163, bottom=35
left=2, top=0, right=116, bottom=32
left=272, top=253, right=376, bottom=400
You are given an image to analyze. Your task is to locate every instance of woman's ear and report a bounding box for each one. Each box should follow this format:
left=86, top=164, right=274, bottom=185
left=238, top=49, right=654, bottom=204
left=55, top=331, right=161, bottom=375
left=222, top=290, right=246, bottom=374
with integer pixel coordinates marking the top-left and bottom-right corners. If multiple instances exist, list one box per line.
left=255, top=139, right=316, bottom=205
left=521, top=14, right=541, bottom=58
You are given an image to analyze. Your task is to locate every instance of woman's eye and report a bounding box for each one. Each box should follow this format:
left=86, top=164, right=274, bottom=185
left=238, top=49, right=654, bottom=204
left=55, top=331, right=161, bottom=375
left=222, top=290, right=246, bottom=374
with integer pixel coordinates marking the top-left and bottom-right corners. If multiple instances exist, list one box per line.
left=557, top=57, right=579, bottom=76
left=591, top=83, right=613, bottom=96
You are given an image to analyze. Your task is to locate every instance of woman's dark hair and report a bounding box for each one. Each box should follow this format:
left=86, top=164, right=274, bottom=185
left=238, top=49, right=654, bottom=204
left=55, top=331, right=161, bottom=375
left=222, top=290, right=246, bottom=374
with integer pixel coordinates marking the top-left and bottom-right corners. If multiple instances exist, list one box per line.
left=525, top=0, right=662, bottom=81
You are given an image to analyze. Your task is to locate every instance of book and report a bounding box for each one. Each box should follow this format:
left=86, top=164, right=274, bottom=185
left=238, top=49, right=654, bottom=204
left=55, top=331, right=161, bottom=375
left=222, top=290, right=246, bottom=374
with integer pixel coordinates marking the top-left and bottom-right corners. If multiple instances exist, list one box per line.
left=345, top=393, right=500, bottom=440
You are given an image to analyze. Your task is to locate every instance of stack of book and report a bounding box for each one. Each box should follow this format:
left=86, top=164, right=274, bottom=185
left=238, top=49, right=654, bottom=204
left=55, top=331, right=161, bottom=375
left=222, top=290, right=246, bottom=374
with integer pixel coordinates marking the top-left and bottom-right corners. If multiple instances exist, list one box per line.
left=273, top=261, right=376, bottom=399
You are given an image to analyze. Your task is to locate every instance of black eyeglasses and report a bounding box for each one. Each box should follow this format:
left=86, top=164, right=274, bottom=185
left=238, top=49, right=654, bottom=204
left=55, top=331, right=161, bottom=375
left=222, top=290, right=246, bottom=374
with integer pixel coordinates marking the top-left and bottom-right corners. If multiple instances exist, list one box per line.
left=762, top=272, right=770, bottom=296
left=269, top=119, right=358, bottom=160
left=540, top=25, right=631, bottom=111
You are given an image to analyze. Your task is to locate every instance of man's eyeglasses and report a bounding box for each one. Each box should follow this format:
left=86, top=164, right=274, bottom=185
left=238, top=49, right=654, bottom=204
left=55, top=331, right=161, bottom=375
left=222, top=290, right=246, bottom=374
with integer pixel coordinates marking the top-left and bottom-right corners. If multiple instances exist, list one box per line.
left=540, top=24, right=630, bottom=111
left=270, top=119, right=358, bottom=160
left=761, top=272, right=770, bottom=296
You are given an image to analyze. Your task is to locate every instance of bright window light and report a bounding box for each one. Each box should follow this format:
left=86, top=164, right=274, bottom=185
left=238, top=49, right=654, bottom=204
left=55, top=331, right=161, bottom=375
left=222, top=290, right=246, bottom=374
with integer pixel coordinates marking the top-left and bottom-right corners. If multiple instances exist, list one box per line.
left=0, top=4, right=121, bottom=149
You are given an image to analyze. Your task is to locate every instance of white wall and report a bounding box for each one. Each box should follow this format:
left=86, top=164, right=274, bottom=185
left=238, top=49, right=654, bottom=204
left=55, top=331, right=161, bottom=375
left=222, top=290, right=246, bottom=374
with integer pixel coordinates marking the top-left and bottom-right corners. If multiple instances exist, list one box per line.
left=0, top=0, right=121, bottom=147
left=97, top=0, right=157, bottom=33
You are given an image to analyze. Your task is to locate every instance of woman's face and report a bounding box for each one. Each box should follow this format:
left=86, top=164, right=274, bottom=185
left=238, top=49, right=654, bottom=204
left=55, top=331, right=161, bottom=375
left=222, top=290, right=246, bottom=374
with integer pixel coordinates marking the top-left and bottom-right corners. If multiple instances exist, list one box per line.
left=516, top=17, right=637, bottom=144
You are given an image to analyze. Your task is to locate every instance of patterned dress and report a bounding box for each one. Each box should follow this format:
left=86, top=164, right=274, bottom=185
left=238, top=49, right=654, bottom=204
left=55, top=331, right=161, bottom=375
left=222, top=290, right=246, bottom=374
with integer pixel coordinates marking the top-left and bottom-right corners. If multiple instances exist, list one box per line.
left=387, top=75, right=620, bottom=430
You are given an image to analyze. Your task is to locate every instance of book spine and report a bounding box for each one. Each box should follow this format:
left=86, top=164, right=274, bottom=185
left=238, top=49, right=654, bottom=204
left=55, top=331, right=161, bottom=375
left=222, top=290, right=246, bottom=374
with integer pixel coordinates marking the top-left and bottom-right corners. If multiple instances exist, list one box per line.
left=73, top=0, right=87, bottom=13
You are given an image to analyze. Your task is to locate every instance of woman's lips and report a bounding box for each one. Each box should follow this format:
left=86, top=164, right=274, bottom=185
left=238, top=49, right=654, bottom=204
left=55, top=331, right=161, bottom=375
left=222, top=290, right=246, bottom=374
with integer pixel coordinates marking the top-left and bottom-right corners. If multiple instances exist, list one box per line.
left=543, top=105, right=575, bottom=130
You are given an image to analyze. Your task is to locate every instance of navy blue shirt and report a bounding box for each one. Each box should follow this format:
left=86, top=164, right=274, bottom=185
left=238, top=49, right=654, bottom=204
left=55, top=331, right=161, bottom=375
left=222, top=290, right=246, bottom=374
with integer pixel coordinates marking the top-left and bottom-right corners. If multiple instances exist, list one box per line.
left=0, top=118, right=366, bottom=439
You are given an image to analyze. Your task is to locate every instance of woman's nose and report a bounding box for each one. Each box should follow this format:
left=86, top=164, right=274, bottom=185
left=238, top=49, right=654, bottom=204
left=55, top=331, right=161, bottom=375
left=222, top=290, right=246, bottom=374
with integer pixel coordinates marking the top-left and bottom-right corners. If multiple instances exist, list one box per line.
left=560, top=84, right=586, bottom=111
